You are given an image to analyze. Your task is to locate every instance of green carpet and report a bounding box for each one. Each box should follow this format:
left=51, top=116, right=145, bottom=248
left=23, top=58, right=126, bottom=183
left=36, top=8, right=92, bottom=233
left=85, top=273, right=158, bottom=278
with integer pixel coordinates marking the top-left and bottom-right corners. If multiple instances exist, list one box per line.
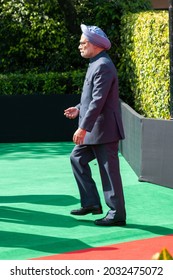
left=0, top=142, right=172, bottom=260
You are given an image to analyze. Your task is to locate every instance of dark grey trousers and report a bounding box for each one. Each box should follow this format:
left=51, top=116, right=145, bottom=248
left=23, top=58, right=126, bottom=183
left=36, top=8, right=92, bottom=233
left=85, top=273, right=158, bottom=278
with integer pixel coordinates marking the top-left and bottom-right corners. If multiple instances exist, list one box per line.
left=70, top=142, right=126, bottom=221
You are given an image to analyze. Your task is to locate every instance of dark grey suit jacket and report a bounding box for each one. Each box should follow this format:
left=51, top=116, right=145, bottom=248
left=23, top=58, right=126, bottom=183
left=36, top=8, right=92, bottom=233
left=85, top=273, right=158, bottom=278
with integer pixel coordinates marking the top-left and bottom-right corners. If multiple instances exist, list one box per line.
left=76, top=51, right=125, bottom=145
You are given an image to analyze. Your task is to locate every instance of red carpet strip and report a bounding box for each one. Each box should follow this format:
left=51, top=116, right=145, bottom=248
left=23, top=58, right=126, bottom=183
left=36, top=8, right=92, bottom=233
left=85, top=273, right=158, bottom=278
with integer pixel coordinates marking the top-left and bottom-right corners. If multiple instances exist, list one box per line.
left=33, top=234, right=173, bottom=260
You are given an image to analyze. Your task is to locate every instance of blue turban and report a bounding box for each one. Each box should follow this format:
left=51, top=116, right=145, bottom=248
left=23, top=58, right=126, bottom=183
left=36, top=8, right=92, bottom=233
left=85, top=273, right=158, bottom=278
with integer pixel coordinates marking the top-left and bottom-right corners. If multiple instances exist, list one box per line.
left=80, top=24, right=111, bottom=50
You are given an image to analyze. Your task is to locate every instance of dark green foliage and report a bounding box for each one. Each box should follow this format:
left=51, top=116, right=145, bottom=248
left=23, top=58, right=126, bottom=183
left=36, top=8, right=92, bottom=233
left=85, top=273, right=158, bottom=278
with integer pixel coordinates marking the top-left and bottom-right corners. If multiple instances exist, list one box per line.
left=0, top=0, right=151, bottom=74
left=0, top=70, right=86, bottom=95
left=0, top=0, right=82, bottom=73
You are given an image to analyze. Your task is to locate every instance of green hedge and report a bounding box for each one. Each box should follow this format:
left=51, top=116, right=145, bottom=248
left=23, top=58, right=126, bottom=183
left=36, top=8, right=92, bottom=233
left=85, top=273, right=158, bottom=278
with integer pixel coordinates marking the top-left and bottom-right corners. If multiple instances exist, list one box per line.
left=0, top=0, right=151, bottom=74
left=0, top=70, right=85, bottom=95
left=119, top=11, right=170, bottom=119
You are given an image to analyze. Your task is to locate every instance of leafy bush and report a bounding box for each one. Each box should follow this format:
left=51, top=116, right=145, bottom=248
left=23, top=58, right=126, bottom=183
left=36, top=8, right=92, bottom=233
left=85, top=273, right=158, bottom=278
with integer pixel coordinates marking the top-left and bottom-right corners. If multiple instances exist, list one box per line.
left=0, top=0, right=81, bottom=73
left=119, top=11, right=170, bottom=119
left=0, top=70, right=85, bottom=95
left=0, top=0, right=151, bottom=74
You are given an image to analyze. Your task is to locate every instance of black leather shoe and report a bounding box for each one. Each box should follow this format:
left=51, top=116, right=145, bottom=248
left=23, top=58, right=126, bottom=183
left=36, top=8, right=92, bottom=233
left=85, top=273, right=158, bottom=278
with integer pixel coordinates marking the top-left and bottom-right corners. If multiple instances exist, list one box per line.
left=71, top=205, right=103, bottom=216
left=94, top=217, right=126, bottom=226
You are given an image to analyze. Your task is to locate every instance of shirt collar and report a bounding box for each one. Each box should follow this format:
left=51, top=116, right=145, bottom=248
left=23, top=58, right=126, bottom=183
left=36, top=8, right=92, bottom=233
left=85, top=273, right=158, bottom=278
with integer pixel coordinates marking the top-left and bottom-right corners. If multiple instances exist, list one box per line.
left=89, top=51, right=106, bottom=63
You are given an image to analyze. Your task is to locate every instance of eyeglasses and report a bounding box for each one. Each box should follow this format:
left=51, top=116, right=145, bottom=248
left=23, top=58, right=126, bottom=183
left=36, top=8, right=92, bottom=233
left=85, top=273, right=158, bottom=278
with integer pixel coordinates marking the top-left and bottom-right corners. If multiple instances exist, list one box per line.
left=79, top=40, right=89, bottom=46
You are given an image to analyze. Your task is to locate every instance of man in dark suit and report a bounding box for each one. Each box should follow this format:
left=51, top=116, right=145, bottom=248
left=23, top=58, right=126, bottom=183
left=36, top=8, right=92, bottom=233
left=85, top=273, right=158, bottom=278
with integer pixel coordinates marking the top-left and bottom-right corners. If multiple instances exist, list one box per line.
left=64, top=24, right=126, bottom=226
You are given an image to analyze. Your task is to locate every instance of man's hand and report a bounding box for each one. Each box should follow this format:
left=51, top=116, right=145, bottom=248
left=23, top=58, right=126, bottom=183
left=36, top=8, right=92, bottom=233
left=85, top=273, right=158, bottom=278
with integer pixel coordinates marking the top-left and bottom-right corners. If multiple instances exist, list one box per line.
left=64, top=107, right=79, bottom=119
left=73, top=128, right=86, bottom=145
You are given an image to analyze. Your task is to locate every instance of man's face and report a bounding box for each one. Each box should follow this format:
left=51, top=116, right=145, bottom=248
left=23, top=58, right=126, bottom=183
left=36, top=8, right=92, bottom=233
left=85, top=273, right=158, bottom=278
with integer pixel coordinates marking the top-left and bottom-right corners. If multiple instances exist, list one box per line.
left=78, top=34, right=96, bottom=58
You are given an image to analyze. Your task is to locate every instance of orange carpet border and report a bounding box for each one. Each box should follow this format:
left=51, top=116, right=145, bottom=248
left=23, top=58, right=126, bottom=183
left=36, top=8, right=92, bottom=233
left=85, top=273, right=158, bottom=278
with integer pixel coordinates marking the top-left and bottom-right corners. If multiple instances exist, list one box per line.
left=33, top=234, right=173, bottom=260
